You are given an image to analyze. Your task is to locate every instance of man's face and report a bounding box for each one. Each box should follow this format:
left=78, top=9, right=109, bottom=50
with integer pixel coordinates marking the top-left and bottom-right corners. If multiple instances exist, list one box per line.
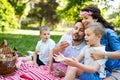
left=72, top=22, right=85, bottom=42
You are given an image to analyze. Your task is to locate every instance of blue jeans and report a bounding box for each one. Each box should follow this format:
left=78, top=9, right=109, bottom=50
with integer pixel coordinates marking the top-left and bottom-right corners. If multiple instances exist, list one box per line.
left=79, top=72, right=103, bottom=80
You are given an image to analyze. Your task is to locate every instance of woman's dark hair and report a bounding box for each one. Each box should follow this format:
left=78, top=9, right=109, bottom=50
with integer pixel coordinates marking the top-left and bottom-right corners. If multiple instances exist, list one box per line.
left=81, top=6, right=114, bottom=30
left=75, top=19, right=82, bottom=23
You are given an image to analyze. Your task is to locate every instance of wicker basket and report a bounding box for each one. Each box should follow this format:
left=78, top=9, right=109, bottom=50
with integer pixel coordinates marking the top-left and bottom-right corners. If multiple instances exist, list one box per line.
left=0, top=40, right=17, bottom=76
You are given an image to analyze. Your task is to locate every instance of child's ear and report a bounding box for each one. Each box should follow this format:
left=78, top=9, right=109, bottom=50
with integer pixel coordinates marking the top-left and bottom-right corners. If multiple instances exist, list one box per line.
left=98, top=34, right=102, bottom=39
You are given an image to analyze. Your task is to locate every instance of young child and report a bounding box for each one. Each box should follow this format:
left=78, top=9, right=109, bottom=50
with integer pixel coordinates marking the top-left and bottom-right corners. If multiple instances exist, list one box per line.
left=54, top=22, right=107, bottom=80
left=22, top=26, right=56, bottom=68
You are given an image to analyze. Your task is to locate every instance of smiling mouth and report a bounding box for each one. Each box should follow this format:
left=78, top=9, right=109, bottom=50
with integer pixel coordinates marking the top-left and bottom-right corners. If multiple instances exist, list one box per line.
left=86, top=40, right=89, bottom=42
left=84, top=23, right=89, bottom=27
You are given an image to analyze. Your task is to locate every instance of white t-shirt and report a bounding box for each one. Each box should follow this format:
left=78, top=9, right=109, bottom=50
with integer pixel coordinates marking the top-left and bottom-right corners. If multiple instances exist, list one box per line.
left=35, top=39, right=56, bottom=64
left=79, top=45, right=107, bottom=78
left=62, top=41, right=86, bottom=58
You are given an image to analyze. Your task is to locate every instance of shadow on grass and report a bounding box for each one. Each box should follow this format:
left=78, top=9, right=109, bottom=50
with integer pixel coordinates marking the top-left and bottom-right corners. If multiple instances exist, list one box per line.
left=0, top=33, right=61, bottom=56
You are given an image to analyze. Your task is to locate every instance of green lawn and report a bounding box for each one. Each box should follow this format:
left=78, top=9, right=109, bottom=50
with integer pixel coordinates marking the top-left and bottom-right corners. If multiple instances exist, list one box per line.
left=0, top=31, right=62, bottom=56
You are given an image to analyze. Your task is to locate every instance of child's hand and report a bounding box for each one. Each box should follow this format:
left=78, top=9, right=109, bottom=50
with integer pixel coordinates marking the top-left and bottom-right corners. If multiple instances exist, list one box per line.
left=48, top=66, right=53, bottom=72
left=64, top=57, right=79, bottom=66
left=53, top=53, right=66, bottom=62
left=33, top=62, right=38, bottom=66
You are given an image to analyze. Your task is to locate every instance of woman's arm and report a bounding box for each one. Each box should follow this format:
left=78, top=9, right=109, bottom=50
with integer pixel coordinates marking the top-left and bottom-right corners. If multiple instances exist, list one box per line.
left=91, top=50, right=120, bottom=60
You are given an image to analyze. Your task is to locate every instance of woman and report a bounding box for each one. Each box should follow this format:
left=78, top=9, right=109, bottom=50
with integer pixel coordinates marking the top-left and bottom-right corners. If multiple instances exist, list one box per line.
left=81, top=6, right=120, bottom=80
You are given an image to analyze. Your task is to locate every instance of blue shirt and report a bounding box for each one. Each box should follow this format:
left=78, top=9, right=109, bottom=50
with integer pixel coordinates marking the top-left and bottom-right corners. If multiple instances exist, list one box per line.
left=100, top=28, right=120, bottom=72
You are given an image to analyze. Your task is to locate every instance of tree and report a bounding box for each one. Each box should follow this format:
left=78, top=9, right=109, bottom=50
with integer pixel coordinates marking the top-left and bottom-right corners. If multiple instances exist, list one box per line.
left=57, top=0, right=94, bottom=22
left=8, top=0, right=31, bottom=29
left=28, top=0, right=59, bottom=28
left=0, top=0, right=18, bottom=31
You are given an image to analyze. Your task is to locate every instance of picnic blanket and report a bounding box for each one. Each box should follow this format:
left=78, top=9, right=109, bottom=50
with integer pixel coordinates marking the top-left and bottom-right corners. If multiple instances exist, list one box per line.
left=0, top=62, right=67, bottom=80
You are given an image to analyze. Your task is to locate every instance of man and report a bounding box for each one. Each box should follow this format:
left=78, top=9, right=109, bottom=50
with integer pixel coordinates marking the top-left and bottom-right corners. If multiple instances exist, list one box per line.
left=51, top=19, right=86, bottom=77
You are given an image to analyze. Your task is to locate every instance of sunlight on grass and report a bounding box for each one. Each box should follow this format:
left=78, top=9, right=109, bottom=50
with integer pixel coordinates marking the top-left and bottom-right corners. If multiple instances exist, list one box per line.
left=0, top=27, right=72, bottom=36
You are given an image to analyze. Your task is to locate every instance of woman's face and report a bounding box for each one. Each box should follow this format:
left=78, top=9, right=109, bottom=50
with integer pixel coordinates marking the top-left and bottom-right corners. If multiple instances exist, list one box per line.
left=81, top=14, right=96, bottom=27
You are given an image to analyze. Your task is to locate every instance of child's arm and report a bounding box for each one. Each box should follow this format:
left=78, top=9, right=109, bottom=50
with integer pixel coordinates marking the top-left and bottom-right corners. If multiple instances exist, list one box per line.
left=54, top=53, right=84, bottom=66
left=54, top=53, right=100, bottom=73
left=74, top=61, right=100, bottom=73
left=48, top=50, right=54, bottom=72
left=33, top=50, right=38, bottom=66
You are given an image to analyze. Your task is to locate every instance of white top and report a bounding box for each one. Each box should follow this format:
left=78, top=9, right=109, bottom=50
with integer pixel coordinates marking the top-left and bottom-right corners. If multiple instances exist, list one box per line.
left=35, top=39, right=56, bottom=64
left=79, top=45, right=107, bottom=78
left=62, top=41, right=86, bottom=58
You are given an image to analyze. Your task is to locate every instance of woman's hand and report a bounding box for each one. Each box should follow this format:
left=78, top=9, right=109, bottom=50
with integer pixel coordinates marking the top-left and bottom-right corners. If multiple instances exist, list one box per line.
left=91, top=50, right=104, bottom=60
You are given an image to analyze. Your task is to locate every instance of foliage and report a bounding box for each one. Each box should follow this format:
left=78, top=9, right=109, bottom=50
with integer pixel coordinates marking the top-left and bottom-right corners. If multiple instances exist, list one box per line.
left=0, top=0, right=18, bottom=31
left=106, top=3, right=120, bottom=28
left=56, top=0, right=94, bottom=22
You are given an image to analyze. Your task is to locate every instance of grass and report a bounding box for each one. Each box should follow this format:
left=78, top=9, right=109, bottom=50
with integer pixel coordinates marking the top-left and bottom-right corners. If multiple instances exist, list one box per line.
left=0, top=30, right=62, bottom=57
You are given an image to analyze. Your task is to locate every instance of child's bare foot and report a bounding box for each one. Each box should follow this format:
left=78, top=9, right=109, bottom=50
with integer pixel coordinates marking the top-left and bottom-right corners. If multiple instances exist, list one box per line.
left=54, top=68, right=65, bottom=78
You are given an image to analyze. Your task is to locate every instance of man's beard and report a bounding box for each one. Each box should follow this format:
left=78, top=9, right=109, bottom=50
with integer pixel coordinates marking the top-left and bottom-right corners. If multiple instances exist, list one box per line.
left=72, top=33, right=82, bottom=42
left=73, top=38, right=82, bottom=42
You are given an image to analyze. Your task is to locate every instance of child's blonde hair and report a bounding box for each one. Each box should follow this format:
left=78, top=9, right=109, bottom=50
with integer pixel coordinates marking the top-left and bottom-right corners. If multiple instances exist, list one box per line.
left=86, top=22, right=105, bottom=36
left=39, top=26, right=50, bottom=34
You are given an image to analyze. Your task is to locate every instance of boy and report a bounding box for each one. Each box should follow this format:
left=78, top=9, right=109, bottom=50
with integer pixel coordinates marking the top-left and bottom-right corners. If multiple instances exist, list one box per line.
left=22, top=26, right=55, bottom=69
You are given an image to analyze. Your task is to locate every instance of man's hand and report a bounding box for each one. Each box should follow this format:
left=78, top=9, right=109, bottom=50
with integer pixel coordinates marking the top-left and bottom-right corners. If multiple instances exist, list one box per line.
left=53, top=41, right=70, bottom=54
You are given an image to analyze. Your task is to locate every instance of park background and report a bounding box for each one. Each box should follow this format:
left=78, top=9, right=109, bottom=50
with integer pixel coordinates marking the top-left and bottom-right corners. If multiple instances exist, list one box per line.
left=0, top=0, right=120, bottom=56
